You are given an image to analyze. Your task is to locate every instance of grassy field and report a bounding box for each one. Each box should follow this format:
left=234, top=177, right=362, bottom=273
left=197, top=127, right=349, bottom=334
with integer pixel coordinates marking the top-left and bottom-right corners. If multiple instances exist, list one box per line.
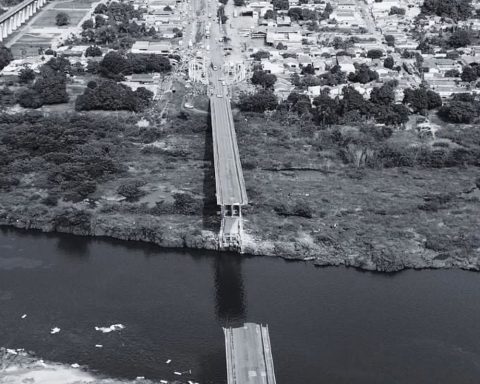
left=10, top=33, right=57, bottom=58
left=52, top=0, right=98, bottom=10
left=31, top=9, right=87, bottom=28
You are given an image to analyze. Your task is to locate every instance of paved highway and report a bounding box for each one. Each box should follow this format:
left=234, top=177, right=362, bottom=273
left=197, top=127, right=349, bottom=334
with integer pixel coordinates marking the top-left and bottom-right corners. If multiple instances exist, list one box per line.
left=208, top=16, right=248, bottom=207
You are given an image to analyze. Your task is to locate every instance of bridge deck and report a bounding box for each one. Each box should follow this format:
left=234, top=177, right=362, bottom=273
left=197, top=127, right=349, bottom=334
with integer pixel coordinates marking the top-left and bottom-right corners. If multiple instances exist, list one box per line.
left=210, top=93, right=248, bottom=206
left=0, top=0, right=37, bottom=24
left=224, top=323, right=276, bottom=384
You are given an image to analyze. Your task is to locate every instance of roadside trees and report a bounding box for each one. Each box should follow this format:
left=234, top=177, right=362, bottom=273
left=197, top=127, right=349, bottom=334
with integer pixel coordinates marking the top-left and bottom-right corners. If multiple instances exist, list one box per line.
left=251, top=70, right=277, bottom=89
left=238, top=89, right=278, bottom=112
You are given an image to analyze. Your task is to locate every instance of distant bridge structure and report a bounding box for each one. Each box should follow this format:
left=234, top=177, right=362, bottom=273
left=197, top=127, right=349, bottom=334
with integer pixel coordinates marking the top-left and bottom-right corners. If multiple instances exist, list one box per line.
left=0, top=0, right=47, bottom=42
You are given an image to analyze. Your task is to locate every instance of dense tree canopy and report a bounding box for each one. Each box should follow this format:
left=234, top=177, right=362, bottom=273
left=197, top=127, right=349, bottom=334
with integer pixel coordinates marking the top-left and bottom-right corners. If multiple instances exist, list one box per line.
left=439, top=100, right=476, bottom=123
left=448, top=29, right=471, bottom=48
left=461, top=65, right=478, bottom=82
left=238, top=89, right=278, bottom=112
left=98, top=52, right=171, bottom=80
left=403, top=87, right=442, bottom=113
left=421, top=0, right=472, bottom=20
left=75, top=80, right=153, bottom=112
left=348, top=64, right=379, bottom=84
left=251, top=70, right=277, bottom=89
left=17, top=58, right=69, bottom=109
left=366, top=49, right=384, bottom=59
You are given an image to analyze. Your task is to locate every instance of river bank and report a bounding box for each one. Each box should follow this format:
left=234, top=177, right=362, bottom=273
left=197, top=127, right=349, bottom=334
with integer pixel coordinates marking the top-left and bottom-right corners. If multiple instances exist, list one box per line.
left=1, top=185, right=479, bottom=273
left=0, top=107, right=479, bottom=272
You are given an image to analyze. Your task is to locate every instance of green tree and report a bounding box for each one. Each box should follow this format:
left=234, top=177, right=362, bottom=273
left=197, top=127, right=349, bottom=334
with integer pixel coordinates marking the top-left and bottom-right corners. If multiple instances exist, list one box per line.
left=82, top=19, right=94, bottom=30
left=33, top=66, right=69, bottom=105
left=389, top=6, right=406, bottom=15
left=384, top=35, right=395, bottom=47
left=94, top=3, right=108, bottom=14
left=421, top=0, right=472, bottom=21
left=85, top=45, right=103, bottom=57
left=264, top=9, right=275, bottom=19
left=251, top=70, right=277, bottom=89
left=0, top=43, right=13, bottom=71
left=272, top=0, right=289, bottom=10
left=370, top=83, right=396, bottom=105
left=238, top=89, right=278, bottom=112
left=448, top=29, right=471, bottom=48
left=17, top=88, right=43, bottom=109
left=348, top=64, right=379, bottom=84
left=312, top=93, right=339, bottom=125
left=384, top=56, right=394, bottom=69
left=438, top=100, right=476, bottom=123
left=366, top=49, right=384, bottom=59
left=55, top=12, right=70, bottom=26
left=461, top=65, right=478, bottom=82
left=403, top=88, right=442, bottom=113
left=99, top=51, right=131, bottom=79
left=18, top=66, right=36, bottom=83
left=250, top=50, right=270, bottom=61
left=444, top=69, right=460, bottom=77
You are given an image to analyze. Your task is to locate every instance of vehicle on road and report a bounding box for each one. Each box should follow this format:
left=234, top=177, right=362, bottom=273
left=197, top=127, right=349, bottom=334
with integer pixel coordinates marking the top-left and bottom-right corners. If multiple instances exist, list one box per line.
left=213, top=65, right=218, bottom=70
left=217, top=93, right=223, bottom=98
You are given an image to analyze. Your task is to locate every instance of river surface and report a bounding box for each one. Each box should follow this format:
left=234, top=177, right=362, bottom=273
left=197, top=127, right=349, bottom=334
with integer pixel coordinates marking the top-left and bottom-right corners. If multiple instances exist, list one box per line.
left=1, top=227, right=480, bottom=384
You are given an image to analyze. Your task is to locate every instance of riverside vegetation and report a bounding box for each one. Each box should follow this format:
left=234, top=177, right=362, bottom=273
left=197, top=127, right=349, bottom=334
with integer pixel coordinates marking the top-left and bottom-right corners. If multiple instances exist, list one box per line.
left=0, top=96, right=479, bottom=271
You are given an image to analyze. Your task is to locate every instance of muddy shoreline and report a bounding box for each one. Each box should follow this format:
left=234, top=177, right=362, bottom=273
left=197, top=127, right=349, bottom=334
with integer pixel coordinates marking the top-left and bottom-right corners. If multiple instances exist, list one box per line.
left=1, top=206, right=479, bottom=273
